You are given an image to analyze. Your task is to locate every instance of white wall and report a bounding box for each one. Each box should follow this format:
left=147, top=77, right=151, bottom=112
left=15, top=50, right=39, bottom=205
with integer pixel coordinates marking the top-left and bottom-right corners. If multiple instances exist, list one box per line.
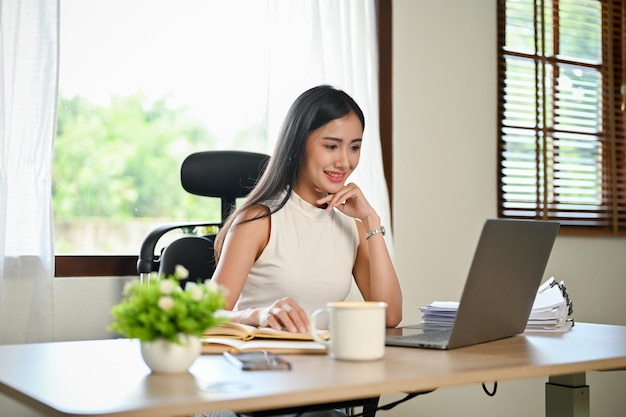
left=0, top=277, right=129, bottom=417
left=389, top=1, right=626, bottom=417
left=53, top=277, right=131, bottom=341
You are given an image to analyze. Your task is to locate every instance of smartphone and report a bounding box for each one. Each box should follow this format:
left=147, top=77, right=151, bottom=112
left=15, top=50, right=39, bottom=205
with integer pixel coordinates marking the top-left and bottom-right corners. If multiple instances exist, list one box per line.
left=223, top=351, right=292, bottom=371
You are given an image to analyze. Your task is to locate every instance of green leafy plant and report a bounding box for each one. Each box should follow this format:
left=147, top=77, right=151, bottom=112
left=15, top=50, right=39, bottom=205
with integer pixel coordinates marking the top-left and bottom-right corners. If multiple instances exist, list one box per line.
left=109, top=266, right=228, bottom=343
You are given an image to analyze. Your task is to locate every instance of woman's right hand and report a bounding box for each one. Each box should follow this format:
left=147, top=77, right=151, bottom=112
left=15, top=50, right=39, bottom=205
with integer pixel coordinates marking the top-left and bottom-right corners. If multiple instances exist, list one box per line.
left=255, top=297, right=310, bottom=333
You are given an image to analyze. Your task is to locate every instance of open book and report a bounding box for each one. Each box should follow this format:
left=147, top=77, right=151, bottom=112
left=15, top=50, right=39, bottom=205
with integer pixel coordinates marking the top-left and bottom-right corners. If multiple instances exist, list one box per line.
left=204, top=322, right=328, bottom=340
left=202, top=322, right=329, bottom=354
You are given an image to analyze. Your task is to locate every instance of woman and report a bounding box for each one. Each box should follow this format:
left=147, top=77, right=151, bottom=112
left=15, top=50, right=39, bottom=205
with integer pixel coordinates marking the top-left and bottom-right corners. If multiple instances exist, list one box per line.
left=211, top=85, right=402, bottom=332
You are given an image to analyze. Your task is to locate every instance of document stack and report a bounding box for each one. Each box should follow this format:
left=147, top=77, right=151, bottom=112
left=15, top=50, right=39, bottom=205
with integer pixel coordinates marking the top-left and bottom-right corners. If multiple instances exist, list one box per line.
left=419, top=277, right=574, bottom=332
left=525, top=277, right=574, bottom=332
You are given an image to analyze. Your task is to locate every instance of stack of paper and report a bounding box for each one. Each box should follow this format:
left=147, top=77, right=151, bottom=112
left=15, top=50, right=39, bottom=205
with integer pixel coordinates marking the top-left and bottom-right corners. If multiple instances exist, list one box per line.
left=419, top=277, right=574, bottom=332
left=418, top=301, right=458, bottom=326
left=525, top=277, right=572, bottom=332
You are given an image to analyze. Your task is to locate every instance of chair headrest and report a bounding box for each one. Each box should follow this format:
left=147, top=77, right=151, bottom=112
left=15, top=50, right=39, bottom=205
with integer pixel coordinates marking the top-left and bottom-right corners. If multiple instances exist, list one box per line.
left=181, top=150, right=269, bottom=199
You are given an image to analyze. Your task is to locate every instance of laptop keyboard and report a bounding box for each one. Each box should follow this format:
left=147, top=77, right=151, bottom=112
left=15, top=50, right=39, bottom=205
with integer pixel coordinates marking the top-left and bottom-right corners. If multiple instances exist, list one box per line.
left=402, top=329, right=451, bottom=343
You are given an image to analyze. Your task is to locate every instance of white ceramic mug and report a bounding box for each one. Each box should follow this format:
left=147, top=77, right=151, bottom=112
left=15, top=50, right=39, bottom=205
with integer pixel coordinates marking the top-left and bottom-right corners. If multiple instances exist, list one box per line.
left=311, top=301, right=387, bottom=361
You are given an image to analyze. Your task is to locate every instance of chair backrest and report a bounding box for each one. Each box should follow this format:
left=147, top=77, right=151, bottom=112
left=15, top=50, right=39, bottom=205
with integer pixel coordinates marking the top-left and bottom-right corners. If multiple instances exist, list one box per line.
left=157, top=235, right=216, bottom=285
left=181, top=150, right=270, bottom=224
left=137, top=150, right=269, bottom=283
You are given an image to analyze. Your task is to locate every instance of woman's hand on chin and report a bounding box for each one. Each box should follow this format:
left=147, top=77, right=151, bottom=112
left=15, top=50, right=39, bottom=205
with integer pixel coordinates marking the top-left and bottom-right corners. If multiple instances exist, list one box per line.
left=316, top=183, right=374, bottom=221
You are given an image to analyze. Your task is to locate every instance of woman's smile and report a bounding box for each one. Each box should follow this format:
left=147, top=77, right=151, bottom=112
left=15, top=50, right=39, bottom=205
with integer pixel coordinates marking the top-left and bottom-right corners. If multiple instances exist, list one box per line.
left=325, top=170, right=347, bottom=183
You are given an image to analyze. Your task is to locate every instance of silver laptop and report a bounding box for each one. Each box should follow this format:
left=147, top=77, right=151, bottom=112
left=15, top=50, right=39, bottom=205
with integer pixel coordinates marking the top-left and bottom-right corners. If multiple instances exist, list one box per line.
left=385, top=218, right=559, bottom=350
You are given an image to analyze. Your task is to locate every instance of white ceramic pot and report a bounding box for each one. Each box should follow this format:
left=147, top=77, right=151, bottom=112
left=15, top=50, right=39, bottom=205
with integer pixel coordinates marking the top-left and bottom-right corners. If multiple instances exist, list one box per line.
left=140, top=334, right=202, bottom=374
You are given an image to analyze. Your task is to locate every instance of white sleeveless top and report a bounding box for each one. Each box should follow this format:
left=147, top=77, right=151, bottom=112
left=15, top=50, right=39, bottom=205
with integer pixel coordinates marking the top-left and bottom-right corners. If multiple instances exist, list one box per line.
left=234, top=191, right=359, bottom=318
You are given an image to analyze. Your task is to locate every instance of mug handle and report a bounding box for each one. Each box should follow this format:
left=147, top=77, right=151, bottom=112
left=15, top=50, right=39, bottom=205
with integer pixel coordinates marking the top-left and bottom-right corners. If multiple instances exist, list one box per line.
left=310, top=308, right=330, bottom=347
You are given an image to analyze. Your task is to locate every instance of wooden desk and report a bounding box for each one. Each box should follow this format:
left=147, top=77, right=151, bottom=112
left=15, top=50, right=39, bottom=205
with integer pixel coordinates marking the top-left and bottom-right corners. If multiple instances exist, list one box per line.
left=0, top=322, right=624, bottom=417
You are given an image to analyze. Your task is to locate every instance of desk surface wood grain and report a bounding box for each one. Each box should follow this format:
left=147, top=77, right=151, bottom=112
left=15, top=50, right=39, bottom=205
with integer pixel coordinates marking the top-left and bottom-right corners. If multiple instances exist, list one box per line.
left=0, top=322, right=625, bottom=417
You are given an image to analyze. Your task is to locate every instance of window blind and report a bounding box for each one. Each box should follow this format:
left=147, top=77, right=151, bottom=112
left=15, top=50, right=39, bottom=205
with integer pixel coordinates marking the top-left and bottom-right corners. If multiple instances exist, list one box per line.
left=497, top=0, right=625, bottom=235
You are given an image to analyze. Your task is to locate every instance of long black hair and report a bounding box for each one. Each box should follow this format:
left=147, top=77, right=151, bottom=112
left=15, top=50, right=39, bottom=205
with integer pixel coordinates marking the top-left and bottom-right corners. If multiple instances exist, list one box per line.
left=214, top=85, right=365, bottom=259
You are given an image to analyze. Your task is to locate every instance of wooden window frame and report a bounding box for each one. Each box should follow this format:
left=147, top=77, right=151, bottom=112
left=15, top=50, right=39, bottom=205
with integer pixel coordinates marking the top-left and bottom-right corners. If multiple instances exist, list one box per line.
left=497, top=0, right=626, bottom=236
left=55, top=0, right=393, bottom=277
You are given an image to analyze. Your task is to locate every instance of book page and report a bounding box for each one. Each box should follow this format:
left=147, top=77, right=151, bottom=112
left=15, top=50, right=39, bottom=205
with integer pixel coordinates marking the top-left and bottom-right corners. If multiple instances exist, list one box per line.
left=204, top=322, right=329, bottom=341
left=204, top=323, right=259, bottom=340
left=202, top=337, right=327, bottom=354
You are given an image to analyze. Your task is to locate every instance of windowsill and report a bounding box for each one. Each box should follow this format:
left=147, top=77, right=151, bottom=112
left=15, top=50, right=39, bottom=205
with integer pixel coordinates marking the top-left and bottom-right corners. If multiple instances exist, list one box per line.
left=55, top=255, right=138, bottom=277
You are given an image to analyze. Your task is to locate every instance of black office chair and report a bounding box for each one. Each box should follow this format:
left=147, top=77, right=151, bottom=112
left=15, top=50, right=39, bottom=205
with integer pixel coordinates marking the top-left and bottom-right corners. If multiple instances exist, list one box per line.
left=136, top=149, right=381, bottom=417
left=136, top=150, right=269, bottom=285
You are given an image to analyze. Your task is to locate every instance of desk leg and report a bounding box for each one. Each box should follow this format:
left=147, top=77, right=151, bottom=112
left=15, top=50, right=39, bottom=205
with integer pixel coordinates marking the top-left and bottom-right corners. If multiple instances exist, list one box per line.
left=545, top=373, right=589, bottom=417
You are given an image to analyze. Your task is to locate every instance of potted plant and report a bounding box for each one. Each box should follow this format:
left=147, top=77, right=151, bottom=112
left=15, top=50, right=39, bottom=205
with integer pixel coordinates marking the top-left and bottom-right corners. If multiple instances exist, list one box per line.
left=109, top=265, right=227, bottom=373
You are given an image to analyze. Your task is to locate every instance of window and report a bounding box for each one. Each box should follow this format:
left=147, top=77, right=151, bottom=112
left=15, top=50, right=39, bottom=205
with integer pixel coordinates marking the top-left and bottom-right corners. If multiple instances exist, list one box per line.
left=54, top=0, right=393, bottom=276
left=55, top=0, right=271, bottom=256
left=497, top=0, right=625, bottom=235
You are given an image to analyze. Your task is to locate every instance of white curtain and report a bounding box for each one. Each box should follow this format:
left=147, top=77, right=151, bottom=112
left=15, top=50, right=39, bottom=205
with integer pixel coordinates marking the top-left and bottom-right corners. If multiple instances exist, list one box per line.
left=266, top=0, right=394, bottom=254
left=0, top=0, right=58, bottom=344
left=0, top=0, right=390, bottom=346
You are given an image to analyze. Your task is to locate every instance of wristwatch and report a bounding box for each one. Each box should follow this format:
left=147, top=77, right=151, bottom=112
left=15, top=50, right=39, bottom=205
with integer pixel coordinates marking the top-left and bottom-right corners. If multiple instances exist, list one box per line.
left=365, top=226, right=385, bottom=240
